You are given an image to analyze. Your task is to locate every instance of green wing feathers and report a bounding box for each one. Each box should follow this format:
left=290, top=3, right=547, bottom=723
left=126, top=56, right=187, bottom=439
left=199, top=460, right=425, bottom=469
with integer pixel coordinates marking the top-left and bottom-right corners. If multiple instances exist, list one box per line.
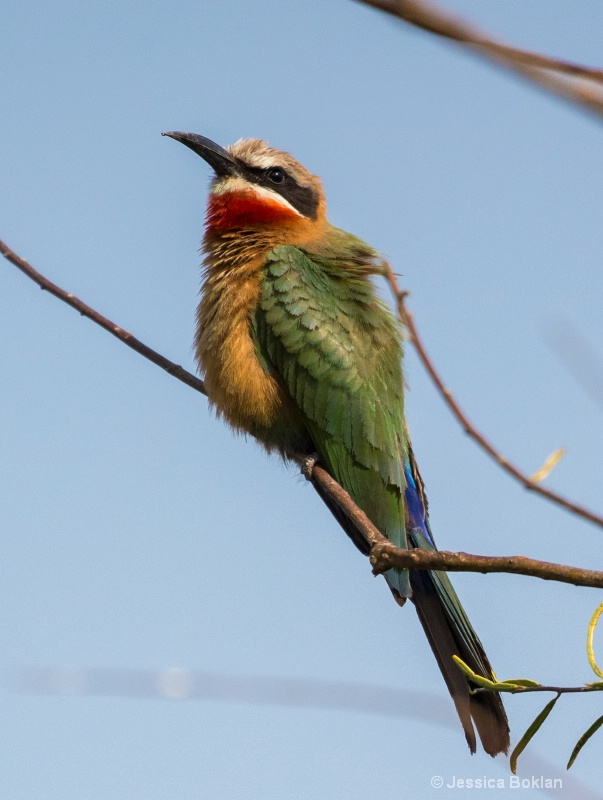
left=254, top=243, right=410, bottom=595
left=259, top=245, right=405, bottom=478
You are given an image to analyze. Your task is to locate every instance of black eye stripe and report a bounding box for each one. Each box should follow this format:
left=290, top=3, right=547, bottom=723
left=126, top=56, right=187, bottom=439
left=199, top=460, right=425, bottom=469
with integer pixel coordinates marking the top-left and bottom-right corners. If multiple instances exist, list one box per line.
left=238, top=163, right=319, bottom=220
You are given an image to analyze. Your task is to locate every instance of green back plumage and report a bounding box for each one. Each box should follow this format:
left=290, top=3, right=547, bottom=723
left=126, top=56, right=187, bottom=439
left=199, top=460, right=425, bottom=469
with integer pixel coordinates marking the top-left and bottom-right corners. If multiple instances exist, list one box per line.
left=253, top=237, right=410, bottom=597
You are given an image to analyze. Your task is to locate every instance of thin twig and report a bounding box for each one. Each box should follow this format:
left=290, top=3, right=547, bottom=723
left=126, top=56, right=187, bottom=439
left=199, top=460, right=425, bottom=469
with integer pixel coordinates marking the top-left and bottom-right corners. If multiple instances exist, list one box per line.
left=479, top=684, right=603, bottom=696
left=0, top=240, right=206, bottom=396
left=370, top=540, right=603, bottom=589
left=472, top=682, right=603, bottom=697
left=3, top=240, right=603, bottom=587
left=383, top=263, right=603, bottom=530
left=358, top=0, right=603, bottom=120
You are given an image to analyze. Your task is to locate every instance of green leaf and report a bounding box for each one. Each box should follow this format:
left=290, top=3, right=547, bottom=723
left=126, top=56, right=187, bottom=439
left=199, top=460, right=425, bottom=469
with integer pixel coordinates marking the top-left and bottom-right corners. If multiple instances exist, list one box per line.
left=499, top=679, right=542, bottom=689
left=452, top=655, right=497, bottom=689
left=587, top=601, right=603, bottom=680
left=510, top=695, right=561, bottom=775
left=452, top=656, right=540, bottom=692
left=567, top=714, right=603, bottom=769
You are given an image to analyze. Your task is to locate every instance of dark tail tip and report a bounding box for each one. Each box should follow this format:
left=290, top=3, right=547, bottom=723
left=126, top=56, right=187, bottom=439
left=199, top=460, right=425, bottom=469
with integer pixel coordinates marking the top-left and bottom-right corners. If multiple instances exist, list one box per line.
left=410, top=570, right=510, bottom=757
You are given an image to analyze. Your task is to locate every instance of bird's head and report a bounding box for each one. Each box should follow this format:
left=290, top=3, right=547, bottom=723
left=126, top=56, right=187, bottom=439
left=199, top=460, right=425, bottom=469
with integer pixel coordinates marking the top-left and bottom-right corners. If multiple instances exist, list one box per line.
left=163, top=132, right=327, bottom=240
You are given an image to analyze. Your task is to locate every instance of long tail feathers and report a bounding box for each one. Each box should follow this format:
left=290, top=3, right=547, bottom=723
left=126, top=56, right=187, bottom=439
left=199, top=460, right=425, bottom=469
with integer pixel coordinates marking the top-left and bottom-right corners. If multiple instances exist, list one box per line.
left=404, top=446, right=510, bottom=756
left=409, top=561, right=510, bottom=756
left=310, top=443, right=510, bottom=756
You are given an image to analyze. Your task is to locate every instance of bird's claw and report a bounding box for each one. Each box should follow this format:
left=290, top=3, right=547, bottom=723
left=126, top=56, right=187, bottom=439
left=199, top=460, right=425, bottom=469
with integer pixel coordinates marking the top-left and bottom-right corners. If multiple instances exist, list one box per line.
left=301, top=453, right=320, bottom=481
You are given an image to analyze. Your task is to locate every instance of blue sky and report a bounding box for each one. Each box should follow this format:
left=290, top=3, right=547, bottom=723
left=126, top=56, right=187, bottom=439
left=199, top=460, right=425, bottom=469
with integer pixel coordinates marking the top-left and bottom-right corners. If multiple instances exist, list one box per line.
left=2, top=1, right=603, bottom=797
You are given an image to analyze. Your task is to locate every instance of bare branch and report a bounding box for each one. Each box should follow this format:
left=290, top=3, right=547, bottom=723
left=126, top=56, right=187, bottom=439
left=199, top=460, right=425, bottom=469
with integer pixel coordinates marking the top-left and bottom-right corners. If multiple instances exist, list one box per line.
left=358, top=0, right=603, bottom=120
left=478, top=682, right=603, bottom=697
left=0, top=239, right=206, bottom=396
left=383, top=264, right=603, bottom=530
left=370, top=540, right=603, bottom=590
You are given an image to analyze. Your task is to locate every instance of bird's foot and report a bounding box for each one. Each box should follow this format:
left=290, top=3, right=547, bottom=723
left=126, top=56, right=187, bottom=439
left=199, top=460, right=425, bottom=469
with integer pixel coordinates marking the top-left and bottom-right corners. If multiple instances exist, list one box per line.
left=301, top=453, right=320, bottom=481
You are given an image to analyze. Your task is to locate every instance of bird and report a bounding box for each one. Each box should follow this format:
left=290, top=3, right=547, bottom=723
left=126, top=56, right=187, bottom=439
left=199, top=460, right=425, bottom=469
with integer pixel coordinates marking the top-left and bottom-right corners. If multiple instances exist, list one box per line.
left=163, top=131, right=510, bottom=756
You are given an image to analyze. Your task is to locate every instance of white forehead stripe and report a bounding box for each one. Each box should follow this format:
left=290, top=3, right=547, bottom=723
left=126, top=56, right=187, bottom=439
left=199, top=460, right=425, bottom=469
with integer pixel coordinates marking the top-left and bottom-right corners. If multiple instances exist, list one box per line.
left=211, top=176, right=302, bottom=216
left=227, top=141, right=282, bottom=170
left=241, top=152, right=281, bottom=169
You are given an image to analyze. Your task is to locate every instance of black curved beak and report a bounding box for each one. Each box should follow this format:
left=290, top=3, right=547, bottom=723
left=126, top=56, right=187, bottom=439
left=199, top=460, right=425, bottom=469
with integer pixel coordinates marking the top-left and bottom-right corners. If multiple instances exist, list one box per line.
left=162, top=131, right=238, bottom=178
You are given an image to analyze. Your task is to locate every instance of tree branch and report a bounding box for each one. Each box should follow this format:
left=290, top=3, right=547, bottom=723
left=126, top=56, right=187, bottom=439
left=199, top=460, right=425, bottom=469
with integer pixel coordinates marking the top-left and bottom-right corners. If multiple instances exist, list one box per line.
left=0, top=240, right=206, bottom=396
left=370, top=540, right=603, bottom=589
left=3, top=239, right=603, bottom=588
left=479, top=683, right=603, bottom=697
left=358, top=0, right=603, bottom=120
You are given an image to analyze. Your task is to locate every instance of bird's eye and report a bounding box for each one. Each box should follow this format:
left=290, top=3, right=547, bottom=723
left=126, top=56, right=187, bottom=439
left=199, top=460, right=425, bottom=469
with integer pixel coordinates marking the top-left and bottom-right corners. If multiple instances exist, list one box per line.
left=267, top=167, right=285, bottom=184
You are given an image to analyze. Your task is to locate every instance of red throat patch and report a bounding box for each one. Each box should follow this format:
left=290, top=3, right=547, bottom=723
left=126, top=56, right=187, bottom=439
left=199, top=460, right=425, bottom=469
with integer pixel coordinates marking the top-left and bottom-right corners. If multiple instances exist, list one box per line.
left=206, top=189, right=299, bottom=230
